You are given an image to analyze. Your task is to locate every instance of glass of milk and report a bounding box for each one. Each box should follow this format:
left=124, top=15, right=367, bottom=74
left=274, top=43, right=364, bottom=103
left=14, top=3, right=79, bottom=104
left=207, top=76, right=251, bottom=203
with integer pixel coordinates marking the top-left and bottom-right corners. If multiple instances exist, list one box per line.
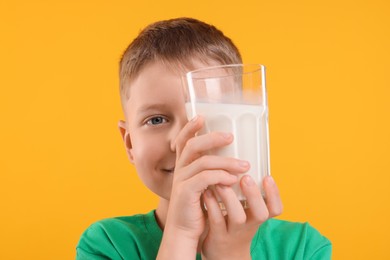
left=183, top=64, right=270, bottom=210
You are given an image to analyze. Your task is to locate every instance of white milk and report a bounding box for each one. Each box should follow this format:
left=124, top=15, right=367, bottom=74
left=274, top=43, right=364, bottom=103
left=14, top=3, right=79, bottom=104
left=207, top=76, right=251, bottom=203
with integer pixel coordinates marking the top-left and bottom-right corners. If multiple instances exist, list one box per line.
left=185, top=102, right=270, bottom=203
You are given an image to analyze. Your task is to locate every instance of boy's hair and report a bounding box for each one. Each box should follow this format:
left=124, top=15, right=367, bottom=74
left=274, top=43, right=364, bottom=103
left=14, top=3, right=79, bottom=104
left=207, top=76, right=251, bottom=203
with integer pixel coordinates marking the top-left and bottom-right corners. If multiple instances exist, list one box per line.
left=119, top=17, right=242, bottom=105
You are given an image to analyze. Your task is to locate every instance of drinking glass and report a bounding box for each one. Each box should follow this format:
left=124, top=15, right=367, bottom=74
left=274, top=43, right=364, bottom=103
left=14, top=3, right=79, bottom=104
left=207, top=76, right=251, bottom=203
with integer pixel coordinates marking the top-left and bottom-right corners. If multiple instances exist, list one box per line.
left=183, top=64, right=270, bottom=210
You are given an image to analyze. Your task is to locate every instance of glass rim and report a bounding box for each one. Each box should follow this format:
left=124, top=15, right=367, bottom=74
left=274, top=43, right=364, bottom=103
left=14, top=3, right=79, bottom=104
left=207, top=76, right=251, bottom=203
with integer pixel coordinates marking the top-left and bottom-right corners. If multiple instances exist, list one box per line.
left=185, top=63, right=265, bottom=80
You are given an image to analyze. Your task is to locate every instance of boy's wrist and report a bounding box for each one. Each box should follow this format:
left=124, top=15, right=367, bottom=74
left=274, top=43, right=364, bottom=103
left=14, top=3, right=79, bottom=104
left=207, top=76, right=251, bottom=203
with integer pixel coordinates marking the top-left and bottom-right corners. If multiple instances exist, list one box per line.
left=157, top=226, right=199, bottom=260
left=164, top=224, right=200, bottom=246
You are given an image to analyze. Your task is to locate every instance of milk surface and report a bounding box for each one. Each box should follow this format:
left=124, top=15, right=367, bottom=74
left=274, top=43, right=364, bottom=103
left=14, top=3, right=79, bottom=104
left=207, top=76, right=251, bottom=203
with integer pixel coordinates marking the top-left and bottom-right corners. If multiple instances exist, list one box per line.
left=185, top=102, right=270, bottom=201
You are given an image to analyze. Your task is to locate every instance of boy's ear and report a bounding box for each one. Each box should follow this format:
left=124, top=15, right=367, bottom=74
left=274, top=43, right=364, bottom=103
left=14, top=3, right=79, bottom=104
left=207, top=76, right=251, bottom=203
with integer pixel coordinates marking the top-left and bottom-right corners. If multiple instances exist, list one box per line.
left=118, top=120, right=134, bottom=163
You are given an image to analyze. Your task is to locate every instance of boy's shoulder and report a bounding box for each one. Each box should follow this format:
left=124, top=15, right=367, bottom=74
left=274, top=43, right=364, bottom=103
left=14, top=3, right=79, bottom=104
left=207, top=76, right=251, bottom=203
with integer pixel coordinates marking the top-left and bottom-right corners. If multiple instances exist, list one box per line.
left=76, top=210, right=162, bottom=260
left=81, top=210, right=160, bottom=238
left=260, top=217, right=322, bottom=234
left=252, top=218, right=332, bottom=259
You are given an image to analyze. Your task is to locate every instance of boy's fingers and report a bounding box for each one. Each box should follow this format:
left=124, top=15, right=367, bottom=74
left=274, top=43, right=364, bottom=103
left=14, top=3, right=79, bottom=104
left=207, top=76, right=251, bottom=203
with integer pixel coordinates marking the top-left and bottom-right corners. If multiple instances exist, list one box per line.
left=203, top=189, right=227, bottom=234
left=177, top=131, right=234, bottom=168
left=240, top=175, right=269, bottom=225
left=186, top=170, right=238, bottom=193
left=175, top=155, right=249, bottom=182
left=215, top=185, right=247, bottom=231
left=263, top=176, right=283, bottom=217
left=173, top=115, right=203, bottom=159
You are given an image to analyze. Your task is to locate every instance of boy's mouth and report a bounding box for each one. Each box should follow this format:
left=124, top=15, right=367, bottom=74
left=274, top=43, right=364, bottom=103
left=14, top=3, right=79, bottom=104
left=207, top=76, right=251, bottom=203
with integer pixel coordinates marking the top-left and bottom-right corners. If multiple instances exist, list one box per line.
left=162, top=168, right=175, bottom=174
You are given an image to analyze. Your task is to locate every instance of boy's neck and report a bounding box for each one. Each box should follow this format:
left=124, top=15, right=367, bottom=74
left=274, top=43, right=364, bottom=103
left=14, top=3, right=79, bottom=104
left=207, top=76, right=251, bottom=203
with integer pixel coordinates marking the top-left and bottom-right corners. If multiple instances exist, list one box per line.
left=155, top=198, right=169, bottom=230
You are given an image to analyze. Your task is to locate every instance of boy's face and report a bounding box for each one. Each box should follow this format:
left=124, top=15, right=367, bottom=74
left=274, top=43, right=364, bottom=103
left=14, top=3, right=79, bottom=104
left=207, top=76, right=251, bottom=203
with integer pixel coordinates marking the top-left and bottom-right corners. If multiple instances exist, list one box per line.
left=121, top=61, right=190, bottom=200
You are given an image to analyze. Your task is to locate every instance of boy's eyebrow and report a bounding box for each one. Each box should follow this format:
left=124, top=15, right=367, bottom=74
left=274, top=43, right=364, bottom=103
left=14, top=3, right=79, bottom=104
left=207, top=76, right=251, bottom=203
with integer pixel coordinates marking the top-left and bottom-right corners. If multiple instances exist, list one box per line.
left=137, top=103, right=169, bottom=113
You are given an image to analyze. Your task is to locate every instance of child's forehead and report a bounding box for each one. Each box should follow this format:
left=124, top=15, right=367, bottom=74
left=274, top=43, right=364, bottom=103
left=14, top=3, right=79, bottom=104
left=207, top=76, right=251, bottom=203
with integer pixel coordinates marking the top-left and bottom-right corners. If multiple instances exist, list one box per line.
left=123, top=63, right=188, bottom=120
left=126, top=58, right=211, bottom=87
left=126, top=62, right=183, bottom=100
left=121, top=58, right=224, bottom=110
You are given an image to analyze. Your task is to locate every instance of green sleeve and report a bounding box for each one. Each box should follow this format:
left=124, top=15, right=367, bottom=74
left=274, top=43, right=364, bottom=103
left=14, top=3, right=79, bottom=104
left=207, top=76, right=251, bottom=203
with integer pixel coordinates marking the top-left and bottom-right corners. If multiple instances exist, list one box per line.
left=304, top=223, right=332, bottom=260
left=309, top=244, right=332, bottom=260
left=76, top=247, right=111, bottom=260
left=250, top=219, right=332, bottom=259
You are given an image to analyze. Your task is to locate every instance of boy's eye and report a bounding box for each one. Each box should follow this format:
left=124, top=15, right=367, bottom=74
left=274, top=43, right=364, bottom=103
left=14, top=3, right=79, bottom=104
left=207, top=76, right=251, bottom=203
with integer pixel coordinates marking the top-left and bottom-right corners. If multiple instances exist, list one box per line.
left=146, top=116, right=167, bottom=125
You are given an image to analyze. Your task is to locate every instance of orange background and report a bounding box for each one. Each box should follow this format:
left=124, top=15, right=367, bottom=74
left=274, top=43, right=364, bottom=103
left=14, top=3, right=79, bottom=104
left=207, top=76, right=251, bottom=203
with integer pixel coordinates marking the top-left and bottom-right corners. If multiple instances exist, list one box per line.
left=1, top=0, right=389, bottom=259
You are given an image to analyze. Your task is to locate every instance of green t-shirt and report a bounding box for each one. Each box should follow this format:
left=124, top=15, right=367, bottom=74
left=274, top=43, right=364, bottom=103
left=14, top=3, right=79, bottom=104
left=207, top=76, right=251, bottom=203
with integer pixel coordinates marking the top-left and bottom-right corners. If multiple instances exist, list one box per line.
left=76, top=210, right=331, bottom=259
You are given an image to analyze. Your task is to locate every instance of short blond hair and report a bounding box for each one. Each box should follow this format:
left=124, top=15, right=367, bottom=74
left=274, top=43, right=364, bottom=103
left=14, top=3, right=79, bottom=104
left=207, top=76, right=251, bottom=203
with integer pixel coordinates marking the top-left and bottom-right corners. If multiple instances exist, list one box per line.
left=119, top=17, right=242, bottom=105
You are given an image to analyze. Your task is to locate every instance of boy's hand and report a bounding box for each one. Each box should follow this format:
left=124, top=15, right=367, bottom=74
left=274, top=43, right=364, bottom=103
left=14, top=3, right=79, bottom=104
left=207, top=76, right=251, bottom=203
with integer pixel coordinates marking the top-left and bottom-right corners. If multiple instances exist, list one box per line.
left=201, top=175, right=283, bottom=260
left=159, top=116, right=250, bottom=258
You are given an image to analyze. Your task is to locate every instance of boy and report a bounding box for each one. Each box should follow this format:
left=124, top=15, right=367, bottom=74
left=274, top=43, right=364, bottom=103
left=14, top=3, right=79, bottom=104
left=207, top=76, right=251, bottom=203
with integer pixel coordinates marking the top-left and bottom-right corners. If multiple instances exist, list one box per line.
left=76, top=17, right=332, bottom=259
